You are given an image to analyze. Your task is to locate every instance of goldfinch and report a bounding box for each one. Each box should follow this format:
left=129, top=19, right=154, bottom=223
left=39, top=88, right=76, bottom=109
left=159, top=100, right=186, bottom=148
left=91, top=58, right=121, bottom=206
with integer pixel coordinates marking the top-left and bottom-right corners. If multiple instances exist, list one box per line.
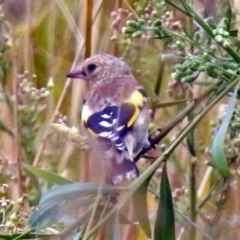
left=67, top=54, right=150, bottom=185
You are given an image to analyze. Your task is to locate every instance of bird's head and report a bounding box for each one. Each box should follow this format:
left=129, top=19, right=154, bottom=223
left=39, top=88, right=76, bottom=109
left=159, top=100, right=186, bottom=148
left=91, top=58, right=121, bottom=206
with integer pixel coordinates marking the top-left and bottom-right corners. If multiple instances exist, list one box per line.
left=67, top=54, right=132, bottom=86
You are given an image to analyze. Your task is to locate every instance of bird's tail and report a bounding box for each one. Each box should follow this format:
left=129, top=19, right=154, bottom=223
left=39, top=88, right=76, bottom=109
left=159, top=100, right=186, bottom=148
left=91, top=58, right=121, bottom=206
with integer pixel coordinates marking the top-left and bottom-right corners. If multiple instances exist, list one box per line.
left=109, top=158, right=139, bottom=185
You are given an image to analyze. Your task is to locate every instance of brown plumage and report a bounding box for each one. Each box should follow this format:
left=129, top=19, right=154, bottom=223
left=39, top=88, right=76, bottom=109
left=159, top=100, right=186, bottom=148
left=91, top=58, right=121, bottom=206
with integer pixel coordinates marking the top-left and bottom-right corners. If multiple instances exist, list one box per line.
left=67, top=54, right=150, bottom=185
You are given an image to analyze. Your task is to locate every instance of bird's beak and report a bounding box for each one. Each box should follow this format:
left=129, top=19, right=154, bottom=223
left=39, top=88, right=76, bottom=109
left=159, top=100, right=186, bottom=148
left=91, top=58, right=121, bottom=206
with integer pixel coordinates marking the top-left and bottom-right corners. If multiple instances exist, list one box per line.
left=67, top=67, right=86, bottom=79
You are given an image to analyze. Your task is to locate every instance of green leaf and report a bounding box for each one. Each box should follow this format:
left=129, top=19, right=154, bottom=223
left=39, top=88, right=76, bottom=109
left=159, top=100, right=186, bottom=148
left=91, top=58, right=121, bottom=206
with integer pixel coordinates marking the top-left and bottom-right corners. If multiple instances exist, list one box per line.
left=132, top=175, right=152, bottom=238
left=30, top=183, right=120, bottom=229
left=23, top=164, right=73, bottom=185
left=30, top=197, right=95, bottom=229
left=39, top=183, right=119, bottom=204
left=226, top=3, right=232, bottom=31
left=211, top=82, right=240, bottom=177
left=154, top=162, right=175, bottom=240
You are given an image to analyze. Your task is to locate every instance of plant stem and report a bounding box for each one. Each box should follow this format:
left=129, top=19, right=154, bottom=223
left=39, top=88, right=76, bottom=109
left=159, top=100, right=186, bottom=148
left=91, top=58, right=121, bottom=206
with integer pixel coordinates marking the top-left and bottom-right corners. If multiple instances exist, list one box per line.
left=189, top=158, right=197, bottom=240
left=85, top=0, right=93, bottom=58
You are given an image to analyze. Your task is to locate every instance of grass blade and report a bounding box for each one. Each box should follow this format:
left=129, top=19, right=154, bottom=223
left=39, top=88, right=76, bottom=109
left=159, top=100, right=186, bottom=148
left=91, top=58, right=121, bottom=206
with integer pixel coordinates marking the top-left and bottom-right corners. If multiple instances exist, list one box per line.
left=23, top=164, right=73, bottom=185
left=39, top=183, right=119, bottom=204
left=30, top=198, right=95, bottom=229
left=211, top=81, right=240, bottom=177
left=154, top=162, right=175, bottom=240
left=132, top=175, right=152, bottom=238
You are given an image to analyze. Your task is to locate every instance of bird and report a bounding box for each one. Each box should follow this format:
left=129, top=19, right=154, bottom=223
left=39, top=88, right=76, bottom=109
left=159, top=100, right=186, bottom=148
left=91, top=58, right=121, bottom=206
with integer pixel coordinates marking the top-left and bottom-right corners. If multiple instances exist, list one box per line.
left=67, top=54, right=150, bottom=185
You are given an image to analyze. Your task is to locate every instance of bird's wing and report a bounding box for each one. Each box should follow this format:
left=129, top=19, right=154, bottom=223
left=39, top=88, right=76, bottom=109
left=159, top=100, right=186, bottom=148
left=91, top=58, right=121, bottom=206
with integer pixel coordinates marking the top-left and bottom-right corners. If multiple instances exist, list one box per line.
left=81, top=88, right=148, bottom=153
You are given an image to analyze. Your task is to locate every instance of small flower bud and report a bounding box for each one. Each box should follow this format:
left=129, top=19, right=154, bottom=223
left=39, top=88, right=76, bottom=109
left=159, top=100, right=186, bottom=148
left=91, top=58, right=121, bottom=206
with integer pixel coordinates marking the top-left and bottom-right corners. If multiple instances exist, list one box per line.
left=17, top=197, right=24, bottom=206
left=217, top=27, right=225, bottom=36
left=122, top=27, right=135, bottom=34
left=203, top=52, right=211, bottom=61
left=181, top=75, right=195, bottom=83
left=47, top=77, right=54, bottom=89
left=153, top=28, right=163, bottom=37
left=176, top=40, right=184, bottom=50
left=126, top=20, right=140, bottom=28
left=214, top=35, right=223, bottom=43
left=153, top=19, right=162, bottom=27
left=212, top=29, right=217, bottom=35
left=9, top=212, right=18, bottom=222
left=223, top=40, right=230, bottom=47
left=5, top=220, right=15, bottom=230
left=138, top=19, right=146, bottom=25
left=132, top=31, right=143, bottom=38
left=171, top=72, right=177, bottom=80
left=223, top=31, right=229, bottom=37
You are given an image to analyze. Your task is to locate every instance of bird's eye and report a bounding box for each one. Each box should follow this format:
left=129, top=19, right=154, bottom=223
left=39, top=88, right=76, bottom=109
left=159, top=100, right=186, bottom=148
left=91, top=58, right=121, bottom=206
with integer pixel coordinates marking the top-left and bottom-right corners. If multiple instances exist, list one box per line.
left=87, top=64, right=97, bottom=72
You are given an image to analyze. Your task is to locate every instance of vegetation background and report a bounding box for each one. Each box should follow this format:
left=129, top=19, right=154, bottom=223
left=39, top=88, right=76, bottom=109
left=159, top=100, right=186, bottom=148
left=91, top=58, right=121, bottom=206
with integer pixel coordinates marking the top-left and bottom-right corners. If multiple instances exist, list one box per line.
left=0, top=0, right=240, bottom=239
